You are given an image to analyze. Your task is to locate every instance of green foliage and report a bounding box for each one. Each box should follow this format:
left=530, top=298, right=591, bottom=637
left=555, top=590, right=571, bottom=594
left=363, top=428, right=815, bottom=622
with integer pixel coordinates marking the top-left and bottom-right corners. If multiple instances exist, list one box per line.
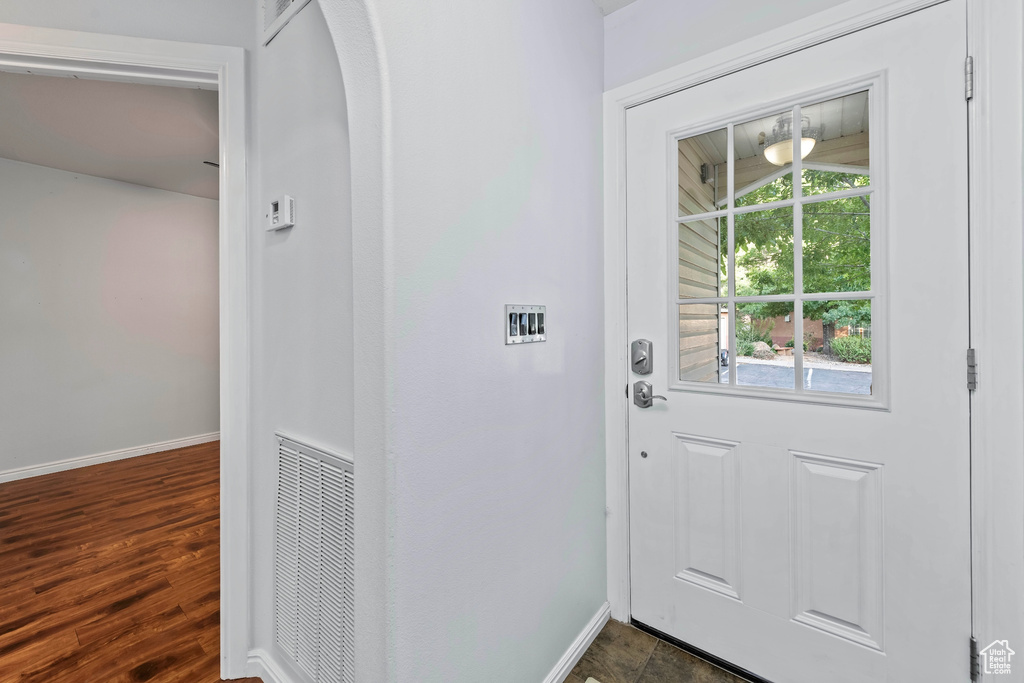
left=830, top=335, right=872, bottom=363
left=784, top=339, right=808, bottom=350
left=720, top=169, right=873, bottom=327
left=737, top=316, right=773, bottom=345
left=737, top=340, right=755, bottom=357
left=820, top=300, right=871, bottom=329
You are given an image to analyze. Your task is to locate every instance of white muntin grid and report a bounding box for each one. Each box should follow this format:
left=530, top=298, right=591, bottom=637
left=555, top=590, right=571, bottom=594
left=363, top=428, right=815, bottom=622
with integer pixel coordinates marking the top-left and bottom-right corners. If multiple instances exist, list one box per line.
left=667, top=77, right=885, bottom=408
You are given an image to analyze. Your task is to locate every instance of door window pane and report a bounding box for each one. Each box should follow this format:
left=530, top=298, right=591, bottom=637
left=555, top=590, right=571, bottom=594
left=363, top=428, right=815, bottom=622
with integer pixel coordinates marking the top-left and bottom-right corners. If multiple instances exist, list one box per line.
left=665, top=88, right=879, bottom=403
left=678, top=303, right=726, bottom=383
left=677, top=128, right=727, bottom=218
left=801, top=90, right=870, bottom=196
left=735, top=110, right=794, bottom=207
left=679, top=216, right=726, bottom=298
left=734, top=206, right=794, bottom=296
left=735, top=301, right=795, bottom=389
left=803, top=198, right=871, bottom=294
left=803, top=299, right=872, bottom=395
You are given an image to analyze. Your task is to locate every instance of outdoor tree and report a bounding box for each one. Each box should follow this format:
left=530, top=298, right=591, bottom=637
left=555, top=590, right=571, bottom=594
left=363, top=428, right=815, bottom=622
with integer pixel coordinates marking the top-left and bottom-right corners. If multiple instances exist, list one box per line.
left=722, top=169, right=871, bottom=354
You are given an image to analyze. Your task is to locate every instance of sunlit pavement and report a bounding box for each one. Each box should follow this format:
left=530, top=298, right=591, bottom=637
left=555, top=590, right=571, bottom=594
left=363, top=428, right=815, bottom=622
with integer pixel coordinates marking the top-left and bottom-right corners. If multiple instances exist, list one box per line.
left=721, top=362, right=872, bottom=394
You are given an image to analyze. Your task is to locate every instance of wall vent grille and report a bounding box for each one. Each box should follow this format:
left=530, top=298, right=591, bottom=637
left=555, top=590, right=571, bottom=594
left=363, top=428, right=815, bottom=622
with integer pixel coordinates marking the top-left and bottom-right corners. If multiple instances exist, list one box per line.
left=274, top=433, right=355, bottom=683
left=262, top=0, right=314, bottom=45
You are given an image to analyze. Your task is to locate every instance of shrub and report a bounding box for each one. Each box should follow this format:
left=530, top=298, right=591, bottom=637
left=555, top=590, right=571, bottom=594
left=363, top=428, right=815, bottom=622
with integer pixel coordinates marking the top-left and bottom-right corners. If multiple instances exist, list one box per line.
left=784, top=339, right=808, bottom=350
left=737, top=340, right=755, bottom=357
left=830, top=335, right=871, bottom=363
left=737, top=318, right=773, bottom=345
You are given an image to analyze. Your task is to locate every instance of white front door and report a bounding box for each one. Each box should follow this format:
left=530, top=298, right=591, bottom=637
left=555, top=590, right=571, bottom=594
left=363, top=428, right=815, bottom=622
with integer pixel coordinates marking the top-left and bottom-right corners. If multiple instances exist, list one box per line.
left=626, top=3, right=970, bottom=681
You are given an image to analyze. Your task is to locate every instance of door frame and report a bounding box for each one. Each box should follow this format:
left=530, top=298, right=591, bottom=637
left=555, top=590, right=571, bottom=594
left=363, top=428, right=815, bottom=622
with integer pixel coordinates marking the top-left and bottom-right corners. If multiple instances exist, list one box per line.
left=603, top=0, right=1024, bottom=666
left=0, top=25, right=252, bottom=679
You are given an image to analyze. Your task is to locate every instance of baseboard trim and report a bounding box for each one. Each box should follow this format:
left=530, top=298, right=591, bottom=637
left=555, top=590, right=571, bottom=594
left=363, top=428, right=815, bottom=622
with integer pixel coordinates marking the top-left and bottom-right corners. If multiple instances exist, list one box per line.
left=247, top=603, right=609, bottom=683
left=0, top=432, right=220, bottom=484
left=544, top=601, right=611, bottom=683
left=246, top=649, right=284, bottom=683
left=248, top=647, right=309, bottom=683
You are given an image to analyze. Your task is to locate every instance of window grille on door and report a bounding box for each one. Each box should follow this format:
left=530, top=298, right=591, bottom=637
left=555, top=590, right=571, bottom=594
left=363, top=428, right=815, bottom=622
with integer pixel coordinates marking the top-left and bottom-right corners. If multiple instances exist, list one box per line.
left=671, top=86, right=881, bottom=404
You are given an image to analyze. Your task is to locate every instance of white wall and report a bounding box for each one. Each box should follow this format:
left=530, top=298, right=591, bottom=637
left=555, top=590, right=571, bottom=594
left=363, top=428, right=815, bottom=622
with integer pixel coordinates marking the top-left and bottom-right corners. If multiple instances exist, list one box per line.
left=249, top=0, right=355, bottom=668
left=0, top=0, right=253, bottom=48
left=371, top=1, right=608, bottom=680
left=0, top=158, right=219, bottom=473
left=604, top=0, right=847, bottom=89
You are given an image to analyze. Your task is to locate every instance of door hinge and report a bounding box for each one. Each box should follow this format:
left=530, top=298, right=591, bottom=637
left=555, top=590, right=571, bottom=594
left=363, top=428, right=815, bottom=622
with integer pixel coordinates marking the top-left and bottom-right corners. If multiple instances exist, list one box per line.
left=971, top=636, right=980, bottom=681
left=967, top=348, right=978, bottom=392
left=965, top=55, right=975, bottom=101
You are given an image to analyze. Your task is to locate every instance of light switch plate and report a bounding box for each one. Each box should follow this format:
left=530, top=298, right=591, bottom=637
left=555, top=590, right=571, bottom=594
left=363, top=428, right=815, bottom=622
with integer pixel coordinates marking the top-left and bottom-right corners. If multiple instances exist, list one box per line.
left=505, top=304, right=546, bottom=344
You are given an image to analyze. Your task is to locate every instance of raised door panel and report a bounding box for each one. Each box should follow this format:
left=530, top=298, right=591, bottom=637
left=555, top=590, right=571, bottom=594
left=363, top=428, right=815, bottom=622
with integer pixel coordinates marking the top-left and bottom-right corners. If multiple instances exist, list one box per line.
left=673, top=434, right=740, bottom=599
left=791, top=451, right=883, bottom=650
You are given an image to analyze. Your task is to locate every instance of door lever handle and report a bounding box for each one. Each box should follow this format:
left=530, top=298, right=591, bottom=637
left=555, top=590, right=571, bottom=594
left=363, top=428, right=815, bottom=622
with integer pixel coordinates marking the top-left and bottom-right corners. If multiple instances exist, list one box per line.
left=633, top=380, right=667, bottom=409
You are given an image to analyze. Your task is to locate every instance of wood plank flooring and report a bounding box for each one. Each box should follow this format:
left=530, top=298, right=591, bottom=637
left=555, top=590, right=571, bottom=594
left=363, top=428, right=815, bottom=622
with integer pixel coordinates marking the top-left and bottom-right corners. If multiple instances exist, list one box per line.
left=0, top=442, right=262, bottom=682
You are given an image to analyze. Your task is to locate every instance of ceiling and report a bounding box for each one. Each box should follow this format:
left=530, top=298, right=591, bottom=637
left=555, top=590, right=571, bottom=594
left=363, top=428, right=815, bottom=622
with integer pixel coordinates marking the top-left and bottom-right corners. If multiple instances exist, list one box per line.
left=591, top=0, right=641, bottom=15
left=0, top=71, right=219, bottom=200
left=686, top=90, right=870, bottom=165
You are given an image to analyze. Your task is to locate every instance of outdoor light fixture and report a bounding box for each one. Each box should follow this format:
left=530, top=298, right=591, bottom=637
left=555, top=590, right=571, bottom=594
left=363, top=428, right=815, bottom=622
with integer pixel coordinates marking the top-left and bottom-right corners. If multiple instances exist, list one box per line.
left=762, top=113, right=822, bottom=166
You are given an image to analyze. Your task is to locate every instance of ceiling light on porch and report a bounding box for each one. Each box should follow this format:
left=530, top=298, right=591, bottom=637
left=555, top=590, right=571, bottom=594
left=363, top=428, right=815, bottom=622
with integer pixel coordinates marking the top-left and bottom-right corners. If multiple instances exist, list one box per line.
left=762, top=113, right=822, bottom=166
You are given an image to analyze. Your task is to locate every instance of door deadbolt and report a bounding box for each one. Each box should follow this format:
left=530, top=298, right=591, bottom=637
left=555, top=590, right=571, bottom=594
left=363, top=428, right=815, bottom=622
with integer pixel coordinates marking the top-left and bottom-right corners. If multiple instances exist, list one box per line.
left=631, top=339, right=653, bottom=375
left=633, top=380, right=667, bottom=409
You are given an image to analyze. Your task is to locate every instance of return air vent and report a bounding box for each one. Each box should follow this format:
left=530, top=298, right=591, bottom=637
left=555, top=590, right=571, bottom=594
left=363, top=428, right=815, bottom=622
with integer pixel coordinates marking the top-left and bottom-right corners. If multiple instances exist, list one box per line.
left=262, top=0, right=314, bottom=46
left=274, top=433, right=355, bottom=683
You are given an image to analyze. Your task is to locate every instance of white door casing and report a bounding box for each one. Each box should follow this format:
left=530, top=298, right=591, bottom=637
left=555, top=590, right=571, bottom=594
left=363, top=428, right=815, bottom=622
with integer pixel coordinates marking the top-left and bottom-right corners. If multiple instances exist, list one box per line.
left=0, top=26, right=251, bottom=678
left=626, top=3, right=970, bottom=682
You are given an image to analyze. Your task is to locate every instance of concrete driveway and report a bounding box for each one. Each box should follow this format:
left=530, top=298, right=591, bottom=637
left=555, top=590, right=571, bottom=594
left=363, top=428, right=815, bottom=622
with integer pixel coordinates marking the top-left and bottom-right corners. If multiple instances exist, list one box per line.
left=722, top=362, right=872, bottom=394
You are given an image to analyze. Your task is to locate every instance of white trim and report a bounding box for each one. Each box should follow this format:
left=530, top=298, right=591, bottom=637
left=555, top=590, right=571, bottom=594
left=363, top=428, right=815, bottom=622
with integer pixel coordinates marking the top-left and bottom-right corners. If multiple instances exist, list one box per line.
left=727, top=163, right=869, bottom=205
left=804, top=162, right=869, bottom=175
left=543, top=602, right=611, bottom=683
left=0, top=432, right=220, bottom=484
left=603, top=0, right=958, bottom=629
left=609, top=0, right=946, bottom=109
left=967, top=0, right=1024, bottom=675
left=731, top=165, right=792, bottom=204
left=0, top=25, right=251, bottom=680
left=263, top=0, right=315, bottom=47
left=317, top=3, right=393, bottom=680
left=246, top=649, right=293, bottom=683
left=603, top=78, right=630, bottom=622
left=246, top=646, right=316, bottom=683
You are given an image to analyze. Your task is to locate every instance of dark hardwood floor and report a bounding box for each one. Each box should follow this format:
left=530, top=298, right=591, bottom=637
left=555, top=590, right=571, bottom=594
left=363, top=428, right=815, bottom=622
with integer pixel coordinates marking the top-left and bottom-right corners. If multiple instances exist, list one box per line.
left=0, top=442, right=261, bottom=682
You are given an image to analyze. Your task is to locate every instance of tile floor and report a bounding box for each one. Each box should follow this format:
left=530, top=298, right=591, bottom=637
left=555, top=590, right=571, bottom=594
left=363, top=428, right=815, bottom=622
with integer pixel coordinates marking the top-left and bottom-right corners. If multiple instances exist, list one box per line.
left=568, top=619, right=751, bottom=683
